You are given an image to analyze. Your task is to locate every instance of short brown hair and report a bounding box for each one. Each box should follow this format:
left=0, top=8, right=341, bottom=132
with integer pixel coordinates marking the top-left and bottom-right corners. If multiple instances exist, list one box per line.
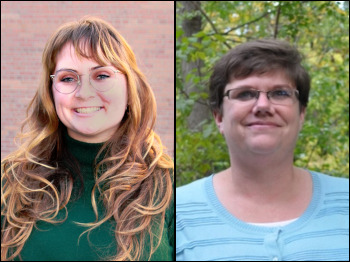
left=209, top=39, right=310, bottom=114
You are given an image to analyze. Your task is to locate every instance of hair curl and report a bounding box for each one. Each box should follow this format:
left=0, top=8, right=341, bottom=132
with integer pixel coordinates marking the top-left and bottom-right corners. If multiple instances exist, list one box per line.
left=1, top=16, right=173, bottom=261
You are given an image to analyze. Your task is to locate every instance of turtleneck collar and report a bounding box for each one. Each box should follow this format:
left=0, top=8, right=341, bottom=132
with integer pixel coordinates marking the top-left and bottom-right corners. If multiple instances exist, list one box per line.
left=63, top=131, right=105, bottom=170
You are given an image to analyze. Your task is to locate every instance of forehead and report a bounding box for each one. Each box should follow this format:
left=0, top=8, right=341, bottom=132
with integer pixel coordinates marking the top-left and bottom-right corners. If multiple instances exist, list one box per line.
left=226, top=70, right=294, bottom=90
left=56, top=43, right=80, bottom=64
left=55, top=42, right=109, bottom=71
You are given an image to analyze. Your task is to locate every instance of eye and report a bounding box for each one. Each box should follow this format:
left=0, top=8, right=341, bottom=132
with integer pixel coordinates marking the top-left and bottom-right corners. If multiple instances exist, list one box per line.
left=234, top=90, right=257, bottom=100
left=61, top=77, right=76, bottom=83
left=95, top=74, right=110, bottom=80
left=57, top=73, right=78, bottom=83
left=91, top=68, right=114, bottom=81
left=271, top=89, right=292, bottom=99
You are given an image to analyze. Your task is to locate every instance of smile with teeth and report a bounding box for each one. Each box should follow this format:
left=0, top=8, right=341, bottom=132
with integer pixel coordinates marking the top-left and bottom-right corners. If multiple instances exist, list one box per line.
left=74, top=107, right=103, bottom=114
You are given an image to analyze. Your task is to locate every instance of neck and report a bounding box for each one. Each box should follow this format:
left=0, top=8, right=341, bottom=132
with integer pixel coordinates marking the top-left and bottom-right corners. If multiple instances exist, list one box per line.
left=213, top=151, right=312, bottom=223
left=226, top=153, right=299, bottom=204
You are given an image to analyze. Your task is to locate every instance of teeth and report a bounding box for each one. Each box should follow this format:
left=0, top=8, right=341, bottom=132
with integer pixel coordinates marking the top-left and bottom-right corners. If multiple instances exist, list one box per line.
left=75, top=107, right=102, bottom=114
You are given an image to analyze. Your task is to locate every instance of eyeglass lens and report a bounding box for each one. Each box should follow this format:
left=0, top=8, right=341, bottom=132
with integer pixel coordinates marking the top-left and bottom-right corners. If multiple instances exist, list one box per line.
left=227, top=88, right=298, bottom=106
left=52, top=67, right=117, bottom=94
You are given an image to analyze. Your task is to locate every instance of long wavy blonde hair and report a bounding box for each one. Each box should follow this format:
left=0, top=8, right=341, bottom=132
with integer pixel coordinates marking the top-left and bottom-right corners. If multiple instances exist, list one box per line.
left=1, top=16, right=173, bottom=261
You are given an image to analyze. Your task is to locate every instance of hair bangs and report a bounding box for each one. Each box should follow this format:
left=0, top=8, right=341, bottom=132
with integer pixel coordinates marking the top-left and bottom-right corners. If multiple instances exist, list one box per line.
left=69, top=22, right=124, bottom=71
left=71, top=34, right=108, bottom=68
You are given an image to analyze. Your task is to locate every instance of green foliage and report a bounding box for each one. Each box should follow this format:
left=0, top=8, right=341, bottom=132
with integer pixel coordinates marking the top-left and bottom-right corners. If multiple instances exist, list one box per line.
left=176, top=1, right=349, bottom=186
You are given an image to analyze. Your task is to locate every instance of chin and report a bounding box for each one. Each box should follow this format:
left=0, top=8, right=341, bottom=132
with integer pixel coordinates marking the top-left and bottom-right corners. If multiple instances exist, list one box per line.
left=77, top=127, right=101, bottom=134
left=70, top=127, right=103, bottom=139
left=247, top=141, right=280, bottom=154
left=250, top=148, right=279, bottom=155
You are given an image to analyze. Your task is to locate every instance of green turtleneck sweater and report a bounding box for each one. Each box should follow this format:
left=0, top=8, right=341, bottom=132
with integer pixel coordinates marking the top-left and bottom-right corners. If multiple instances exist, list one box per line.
left=14, top=133, right=174, bottom=261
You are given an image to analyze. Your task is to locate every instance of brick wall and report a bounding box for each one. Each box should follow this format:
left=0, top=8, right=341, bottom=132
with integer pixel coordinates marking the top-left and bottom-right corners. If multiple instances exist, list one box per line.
left=1, top=1, right=174, bottom=159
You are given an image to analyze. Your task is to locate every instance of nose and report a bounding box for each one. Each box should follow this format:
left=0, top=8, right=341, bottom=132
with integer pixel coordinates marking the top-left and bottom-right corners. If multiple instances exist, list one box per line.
left=252, top=91, right=274, bottom=115
left=256, top=91, right=271, bottom=104
left=74, top=75, right=96, bottom=98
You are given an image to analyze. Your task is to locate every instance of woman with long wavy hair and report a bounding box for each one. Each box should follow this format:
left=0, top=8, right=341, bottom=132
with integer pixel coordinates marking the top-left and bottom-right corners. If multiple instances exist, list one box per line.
left=1, top=16, right=174, bottom=261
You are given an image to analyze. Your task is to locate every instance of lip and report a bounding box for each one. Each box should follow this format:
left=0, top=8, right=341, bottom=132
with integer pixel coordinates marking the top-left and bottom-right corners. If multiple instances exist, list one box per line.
left=72, top=106, right=104, bottom=116
left=246, top=121, right=281, bottom=127
left=74, top=106, right=104, bottom=109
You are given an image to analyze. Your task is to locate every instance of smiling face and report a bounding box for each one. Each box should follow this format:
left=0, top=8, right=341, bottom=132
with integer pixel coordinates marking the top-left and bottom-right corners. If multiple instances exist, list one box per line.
left=52, top=43, right=128, bottom=143
left=214, top=70, right=305, bottom=157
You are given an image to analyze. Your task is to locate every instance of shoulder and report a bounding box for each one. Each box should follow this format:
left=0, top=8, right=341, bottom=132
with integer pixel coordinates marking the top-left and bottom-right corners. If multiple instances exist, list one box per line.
left=310, top=170, right=349, bottom=193
left=176, top=176, right=211, bottom=204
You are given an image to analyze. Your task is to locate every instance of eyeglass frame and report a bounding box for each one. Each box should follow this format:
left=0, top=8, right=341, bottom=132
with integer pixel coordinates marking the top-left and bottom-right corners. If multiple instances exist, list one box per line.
left=50, top=66, right=122, bottom=94
left=223, top=87, right=300, bottom=106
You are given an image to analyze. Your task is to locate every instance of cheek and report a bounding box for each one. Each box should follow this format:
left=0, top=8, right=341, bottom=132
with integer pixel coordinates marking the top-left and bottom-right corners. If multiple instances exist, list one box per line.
left=224, top=107, right=246, bottom=125
left=287, top=109, right=303, bottom=128
left=53, top=90, right=72, bottom=114
left=221, top=108, right=242, bottom=135
left=102, top=85, right=128, bottom=109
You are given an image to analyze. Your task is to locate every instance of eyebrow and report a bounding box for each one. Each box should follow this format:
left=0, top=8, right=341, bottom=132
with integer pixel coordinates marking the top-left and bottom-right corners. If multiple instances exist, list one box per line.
left=55, top=65, right=104, bottom=74
left=233, top=84, right=293, bottom=90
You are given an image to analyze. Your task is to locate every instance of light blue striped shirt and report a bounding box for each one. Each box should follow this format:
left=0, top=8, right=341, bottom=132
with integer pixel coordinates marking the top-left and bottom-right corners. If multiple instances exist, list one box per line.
left=176, top=171, right=349, bottom=261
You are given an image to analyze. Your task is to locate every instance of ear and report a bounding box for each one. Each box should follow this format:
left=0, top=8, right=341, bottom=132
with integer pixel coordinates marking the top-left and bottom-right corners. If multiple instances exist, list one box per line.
left=213, top=111, right=224, bottom=134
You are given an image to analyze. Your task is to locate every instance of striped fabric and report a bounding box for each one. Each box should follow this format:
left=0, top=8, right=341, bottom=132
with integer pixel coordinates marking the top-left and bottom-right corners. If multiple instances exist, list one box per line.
left=176, top=171, right=349, bottom=261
